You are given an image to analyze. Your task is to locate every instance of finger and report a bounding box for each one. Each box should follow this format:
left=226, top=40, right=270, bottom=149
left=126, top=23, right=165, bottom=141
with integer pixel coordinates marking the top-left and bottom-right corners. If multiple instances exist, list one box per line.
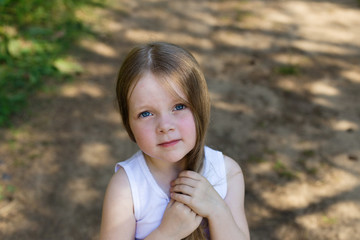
left=172, top=200, right=193, bottom=213
left=170, top=184, right=195, bottom=196
left=195, top=214, right=203, bottom=226
left=171, top=192, right=192, bottom=206
left=171, top=176, right=199, bottom=187
left=178, top=170, right=202, bottom=180
left=166, top=199, right=175, bottom=208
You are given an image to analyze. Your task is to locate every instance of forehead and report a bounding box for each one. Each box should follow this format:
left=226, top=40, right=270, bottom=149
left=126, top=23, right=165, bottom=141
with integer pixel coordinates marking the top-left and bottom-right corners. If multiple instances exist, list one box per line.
left=128, top=72, right=187, bottom=104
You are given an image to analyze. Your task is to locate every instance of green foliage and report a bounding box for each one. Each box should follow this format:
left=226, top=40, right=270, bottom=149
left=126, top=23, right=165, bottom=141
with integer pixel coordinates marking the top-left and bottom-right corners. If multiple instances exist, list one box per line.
left=53, top=58, right=84, bottom=74
left=301, top=150, right=316, bottom=158
left=298, top=149, right=319, bottom=176
left=322, top=215, right=337, bottom=225
left=275, top=64, right=300, bottom=76
left=248, top=155, right=265, bottom=163
left=273, top=160, right=297, bottom=180
left=0, top=0, right=102, bottom=126
left=0, top=184, right=16, bottom=201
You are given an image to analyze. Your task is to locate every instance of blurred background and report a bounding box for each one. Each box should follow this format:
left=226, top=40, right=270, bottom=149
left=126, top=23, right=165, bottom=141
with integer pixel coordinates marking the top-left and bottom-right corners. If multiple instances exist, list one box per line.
left=0, top=0, right=359, bottom=239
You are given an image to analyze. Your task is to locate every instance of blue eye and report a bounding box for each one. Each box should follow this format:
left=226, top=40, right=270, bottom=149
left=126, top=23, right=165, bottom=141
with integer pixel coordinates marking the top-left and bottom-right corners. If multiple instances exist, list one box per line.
left=139, top=111, right=152, bottom=118
left=174, top=104, right=186, bottom=111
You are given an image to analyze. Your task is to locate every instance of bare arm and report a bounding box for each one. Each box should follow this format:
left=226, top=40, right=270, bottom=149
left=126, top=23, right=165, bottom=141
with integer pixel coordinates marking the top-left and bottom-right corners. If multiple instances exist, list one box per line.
left=100, top=168, right=136, bottom=240
left=100, top=167, right=202, bottom=240
left=170, top=155, right=250, bottom=240
left=145, top=200, right=203, bottom=240
left=208, top=155, right=250, bottom=240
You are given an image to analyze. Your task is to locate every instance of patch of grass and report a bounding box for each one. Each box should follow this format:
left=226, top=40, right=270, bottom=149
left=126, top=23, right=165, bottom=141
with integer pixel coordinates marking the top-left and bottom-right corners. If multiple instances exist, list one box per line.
left=298, top=159, right=318, bottom=175
left=0, top=184, right=16, bottom=201
left=236, top=10, right=253, bottom=22
left=248, top=149, right=277, bottom=164
left=264, top=148, right=276, bottom=156
left=322, top=215, right=337, bottom=225
left=306, top=167, right=318, bottom=175
left=273, top=160, right=297, bottom=180
left=298, top=149, right=319, bottom=176
left=0, top=0, right=103, bottom=127
left=0, top=185, right=3, bottom=201
left=248, top=155, right=265, bottom=164
left=301, top=150, right=316, bottom=158
left=275, top=64, right=300, bottom=76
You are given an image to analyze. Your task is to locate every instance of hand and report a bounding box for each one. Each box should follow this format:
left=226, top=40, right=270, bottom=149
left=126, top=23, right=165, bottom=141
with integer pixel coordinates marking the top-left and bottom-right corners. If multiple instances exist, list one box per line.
left=170, top=171, right=224, bottom=218
left=156, top=199, right=203, bottom=240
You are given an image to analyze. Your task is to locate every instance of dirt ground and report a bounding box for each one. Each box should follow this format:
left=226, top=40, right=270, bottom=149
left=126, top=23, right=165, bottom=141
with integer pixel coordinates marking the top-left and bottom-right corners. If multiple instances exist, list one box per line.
left=1, top=0, right=360, bottom=239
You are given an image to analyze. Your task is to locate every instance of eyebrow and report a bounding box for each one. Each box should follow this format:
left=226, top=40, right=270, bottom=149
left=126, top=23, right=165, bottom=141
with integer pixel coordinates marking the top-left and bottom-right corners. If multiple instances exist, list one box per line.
left=132, top=97, right=187, bottom=112
left=131, top=104, right=151, bottom=112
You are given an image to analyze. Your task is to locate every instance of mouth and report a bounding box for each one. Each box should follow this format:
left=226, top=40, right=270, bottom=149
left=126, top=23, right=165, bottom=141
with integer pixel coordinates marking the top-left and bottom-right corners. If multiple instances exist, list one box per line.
left=158, top=139, right=180, bottom=147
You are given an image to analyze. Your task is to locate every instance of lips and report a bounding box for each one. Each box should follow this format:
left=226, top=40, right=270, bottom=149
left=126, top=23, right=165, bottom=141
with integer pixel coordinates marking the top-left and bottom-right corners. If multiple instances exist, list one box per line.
left=158, top=139, right=180, bottom=147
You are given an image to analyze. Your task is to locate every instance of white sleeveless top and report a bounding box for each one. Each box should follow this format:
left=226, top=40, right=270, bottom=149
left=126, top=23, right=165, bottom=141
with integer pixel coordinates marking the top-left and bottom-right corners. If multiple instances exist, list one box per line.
left=115, top=146, right=227, bottom=240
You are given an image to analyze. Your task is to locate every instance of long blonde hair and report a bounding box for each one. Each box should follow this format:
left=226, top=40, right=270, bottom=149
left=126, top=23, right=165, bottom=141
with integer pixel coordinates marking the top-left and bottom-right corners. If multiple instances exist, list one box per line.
left=116, top=42, right=210, bottom=239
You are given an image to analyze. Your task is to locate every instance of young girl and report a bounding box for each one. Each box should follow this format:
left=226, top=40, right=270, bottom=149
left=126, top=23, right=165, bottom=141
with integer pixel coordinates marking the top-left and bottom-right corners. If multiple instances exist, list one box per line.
left=100, top=42, right=250, bottom=240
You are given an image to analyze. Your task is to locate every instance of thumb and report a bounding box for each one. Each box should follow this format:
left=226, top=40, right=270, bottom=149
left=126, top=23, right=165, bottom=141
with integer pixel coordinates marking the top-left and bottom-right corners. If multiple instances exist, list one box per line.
left=195, top=214, right=203, bottom=227
left=167, top=199, right=175, bottom=208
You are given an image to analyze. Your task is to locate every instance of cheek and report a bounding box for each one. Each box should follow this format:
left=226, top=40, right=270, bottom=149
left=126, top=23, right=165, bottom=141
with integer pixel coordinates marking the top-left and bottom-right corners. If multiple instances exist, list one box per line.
left=180, top=113, right=197, bottom=139
left=130, top=122, right=153, bottom=143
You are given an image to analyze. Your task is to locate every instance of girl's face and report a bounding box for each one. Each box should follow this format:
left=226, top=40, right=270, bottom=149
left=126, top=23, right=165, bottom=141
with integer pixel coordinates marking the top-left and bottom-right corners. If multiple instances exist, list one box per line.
left=128, top=72, right=197, bottom=166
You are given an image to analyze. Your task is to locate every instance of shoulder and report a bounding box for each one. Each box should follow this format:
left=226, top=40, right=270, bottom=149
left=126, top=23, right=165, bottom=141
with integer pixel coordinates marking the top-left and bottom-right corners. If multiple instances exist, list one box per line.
left=115, top=150, right=142, bottom=172
left=223, top=155, right=245, bottom=202
left=204, top=146, right=243, bottom=182
left=223, top=155, right=249, bottom=238
left=223, top=155, right=244, bottom=180
left=100, top=167, right=135, bottom=240
left=104, top=167, right=134, bottom=212
left=103, top=166, right=133, bottom=210
left=108, top=167, right=132, bottom=195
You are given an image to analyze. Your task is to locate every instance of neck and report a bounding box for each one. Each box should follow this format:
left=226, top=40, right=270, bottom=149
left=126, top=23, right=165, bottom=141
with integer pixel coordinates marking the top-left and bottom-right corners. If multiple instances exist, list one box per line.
left=143, top=153, right=186, bottom=195
left=144, top=154, right=185, bottom=176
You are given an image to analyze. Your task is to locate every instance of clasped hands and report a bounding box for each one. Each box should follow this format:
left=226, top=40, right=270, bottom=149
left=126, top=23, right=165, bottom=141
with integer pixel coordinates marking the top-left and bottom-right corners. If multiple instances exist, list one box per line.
left=157, top=171, right=223, bottom=240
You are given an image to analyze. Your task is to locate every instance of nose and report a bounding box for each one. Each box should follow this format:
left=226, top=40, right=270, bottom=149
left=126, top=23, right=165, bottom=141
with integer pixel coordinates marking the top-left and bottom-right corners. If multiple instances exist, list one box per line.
left=157, top=114, right=175, bottom=134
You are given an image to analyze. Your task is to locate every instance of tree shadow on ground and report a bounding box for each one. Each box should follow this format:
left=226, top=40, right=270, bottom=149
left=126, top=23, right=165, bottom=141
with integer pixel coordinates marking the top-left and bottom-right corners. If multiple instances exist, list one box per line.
left=1, top=0, right=359, bottom=239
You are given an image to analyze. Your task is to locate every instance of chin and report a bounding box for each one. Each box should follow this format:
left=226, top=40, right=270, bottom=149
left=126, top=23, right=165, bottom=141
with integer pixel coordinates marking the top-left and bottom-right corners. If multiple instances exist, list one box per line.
left=164, top=155, right=186, bottom=163
left=163, top=151, right=189, bottom=163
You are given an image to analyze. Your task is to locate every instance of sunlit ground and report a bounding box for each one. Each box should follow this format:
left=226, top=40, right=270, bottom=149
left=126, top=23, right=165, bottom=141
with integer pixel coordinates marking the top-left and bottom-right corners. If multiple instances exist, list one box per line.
left=0, top=0, right=359, bottom=239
